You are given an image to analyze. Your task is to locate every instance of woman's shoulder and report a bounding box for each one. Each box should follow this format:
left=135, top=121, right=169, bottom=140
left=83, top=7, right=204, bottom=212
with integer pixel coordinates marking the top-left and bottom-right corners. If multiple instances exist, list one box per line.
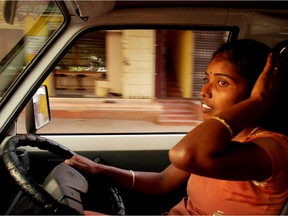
left=245, top=128, right=288, bottom=146
left=245, top=128, right=288, bottom=172
left=245, top=128, right=288, bottom=153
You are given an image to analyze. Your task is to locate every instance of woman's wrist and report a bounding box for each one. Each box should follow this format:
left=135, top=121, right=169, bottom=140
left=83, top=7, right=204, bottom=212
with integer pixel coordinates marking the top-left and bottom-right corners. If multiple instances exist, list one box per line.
left=218, top=97, right=270, bottom=135
left=210, top=116, right=234, bottom=138
left=247, top=96, right=272, bottom=116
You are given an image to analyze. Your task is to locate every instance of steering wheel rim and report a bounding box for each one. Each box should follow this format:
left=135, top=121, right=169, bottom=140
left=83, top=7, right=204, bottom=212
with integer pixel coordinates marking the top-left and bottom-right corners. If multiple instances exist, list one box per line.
left=3, top=134, right=125, bottom=215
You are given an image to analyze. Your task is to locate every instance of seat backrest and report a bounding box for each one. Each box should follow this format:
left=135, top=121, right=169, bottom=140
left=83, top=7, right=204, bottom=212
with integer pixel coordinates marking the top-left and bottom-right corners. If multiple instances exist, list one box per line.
left=274, top=40, right=288, bottom=215
left=280, top=199, right=288, bottom=215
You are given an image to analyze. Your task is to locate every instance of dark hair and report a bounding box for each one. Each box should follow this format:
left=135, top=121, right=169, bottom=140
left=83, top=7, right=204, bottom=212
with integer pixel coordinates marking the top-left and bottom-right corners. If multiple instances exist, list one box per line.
left=212, top=39, right=271, bottom=92
left=212, top=39, right=288, bottom=134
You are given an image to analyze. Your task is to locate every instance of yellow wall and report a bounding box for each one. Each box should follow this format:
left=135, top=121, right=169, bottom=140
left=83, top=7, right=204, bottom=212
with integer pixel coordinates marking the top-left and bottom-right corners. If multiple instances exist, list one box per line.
left=172, top=30, right=193, bottom=98
left=106, top=31, right=123, bottom=94
left=25, top=15, right=63, bottom=96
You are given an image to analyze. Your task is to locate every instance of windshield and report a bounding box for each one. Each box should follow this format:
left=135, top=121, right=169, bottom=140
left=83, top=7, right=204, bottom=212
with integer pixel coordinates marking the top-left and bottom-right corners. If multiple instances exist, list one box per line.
left=0, top=0, right=64, bottom=100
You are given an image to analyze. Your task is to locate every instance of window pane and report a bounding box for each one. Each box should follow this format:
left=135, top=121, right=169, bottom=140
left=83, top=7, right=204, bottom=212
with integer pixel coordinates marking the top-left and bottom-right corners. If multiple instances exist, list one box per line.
left=18, top=29, right=232, bottom=134
left=0, top=0, right=64, bottom=99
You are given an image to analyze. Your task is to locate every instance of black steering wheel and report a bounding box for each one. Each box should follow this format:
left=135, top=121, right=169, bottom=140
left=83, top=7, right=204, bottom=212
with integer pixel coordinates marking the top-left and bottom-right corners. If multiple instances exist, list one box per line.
left=2, top=134, right=125, bottom=215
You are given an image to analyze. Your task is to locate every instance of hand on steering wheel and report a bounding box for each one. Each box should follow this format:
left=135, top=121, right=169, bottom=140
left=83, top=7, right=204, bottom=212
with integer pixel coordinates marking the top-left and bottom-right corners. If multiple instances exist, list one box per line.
left=3, top=134, right=125, bottom=215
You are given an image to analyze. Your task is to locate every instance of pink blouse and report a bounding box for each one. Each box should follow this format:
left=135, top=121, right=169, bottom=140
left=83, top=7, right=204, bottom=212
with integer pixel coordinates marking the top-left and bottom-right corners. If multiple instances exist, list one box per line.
left=168, top=131, right=288, bottom=215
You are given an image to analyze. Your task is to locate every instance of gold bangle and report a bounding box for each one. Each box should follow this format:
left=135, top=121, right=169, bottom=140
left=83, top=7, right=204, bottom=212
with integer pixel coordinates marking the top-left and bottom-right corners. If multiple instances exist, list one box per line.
left=129, top=170, right=135, bottom=190
left=210, top=116, right=234, bottom=138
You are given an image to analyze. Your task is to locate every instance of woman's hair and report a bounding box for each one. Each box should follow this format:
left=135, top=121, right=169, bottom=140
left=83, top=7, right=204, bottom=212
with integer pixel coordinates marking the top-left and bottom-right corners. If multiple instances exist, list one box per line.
left=212, top=39, right=271, bottom=92
left=212, top=39, right=288, bottom=134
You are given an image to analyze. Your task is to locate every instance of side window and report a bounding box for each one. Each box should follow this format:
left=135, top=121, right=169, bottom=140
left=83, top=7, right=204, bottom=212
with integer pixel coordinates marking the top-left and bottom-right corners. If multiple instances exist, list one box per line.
left=18, top=29, right=232, bottom=134
left=0, top=0, right=64, bottom=99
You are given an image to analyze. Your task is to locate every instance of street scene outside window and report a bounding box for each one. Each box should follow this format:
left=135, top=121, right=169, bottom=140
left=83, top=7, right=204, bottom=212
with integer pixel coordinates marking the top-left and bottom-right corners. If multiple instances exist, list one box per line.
left=14, top=28, right=232, bottom=134
left=0, top=2, right=233, bottom=134
left=19, top=29, right=231, bottom=134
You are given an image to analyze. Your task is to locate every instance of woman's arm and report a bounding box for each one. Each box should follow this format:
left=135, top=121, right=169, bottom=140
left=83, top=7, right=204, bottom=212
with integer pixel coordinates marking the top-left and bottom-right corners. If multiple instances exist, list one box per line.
left=169, top=53, right=281, bottom=181
left=65, top=154, right=190, bottom=195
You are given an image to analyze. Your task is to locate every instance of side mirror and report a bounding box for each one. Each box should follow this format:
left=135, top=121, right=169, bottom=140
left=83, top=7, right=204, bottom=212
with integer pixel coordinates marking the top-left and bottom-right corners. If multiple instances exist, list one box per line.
left=26, top=85, right=51, bottom=133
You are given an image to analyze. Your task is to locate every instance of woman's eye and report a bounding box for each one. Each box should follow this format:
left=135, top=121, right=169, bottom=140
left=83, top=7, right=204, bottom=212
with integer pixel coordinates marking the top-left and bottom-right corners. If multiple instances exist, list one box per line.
left=203, top=77, right=209, bottom=84
left=218, top=80, right=228, bottom=86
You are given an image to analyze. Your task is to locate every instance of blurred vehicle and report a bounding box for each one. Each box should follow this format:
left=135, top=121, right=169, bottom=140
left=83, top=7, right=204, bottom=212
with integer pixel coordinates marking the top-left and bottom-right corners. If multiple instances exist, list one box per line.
left=0, top=1, right=288, bottom=215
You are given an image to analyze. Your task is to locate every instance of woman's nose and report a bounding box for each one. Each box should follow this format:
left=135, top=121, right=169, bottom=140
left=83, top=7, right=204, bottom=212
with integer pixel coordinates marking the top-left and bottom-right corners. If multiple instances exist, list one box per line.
left=200, top=83, right=212, bottom=98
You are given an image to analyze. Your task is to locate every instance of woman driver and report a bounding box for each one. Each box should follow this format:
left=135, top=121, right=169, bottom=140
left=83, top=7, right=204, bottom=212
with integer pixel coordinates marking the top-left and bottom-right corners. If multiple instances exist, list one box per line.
left=66, top=39, right=288, bottom=215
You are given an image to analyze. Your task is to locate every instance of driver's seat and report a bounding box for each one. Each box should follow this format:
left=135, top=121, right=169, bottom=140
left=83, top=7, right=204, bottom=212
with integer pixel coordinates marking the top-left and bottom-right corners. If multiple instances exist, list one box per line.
left=273, top=39, right=288, bottom=216
left=280, top=199, right=288, bottom=215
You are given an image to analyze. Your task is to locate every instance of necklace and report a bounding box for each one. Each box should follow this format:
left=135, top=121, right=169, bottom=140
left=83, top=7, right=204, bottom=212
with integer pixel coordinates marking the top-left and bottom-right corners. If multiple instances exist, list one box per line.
left=239, top=126, right=268, bottom=142
left=240, top=126, right=271, bottom=142
left=249, top=126, right=261, bottom=136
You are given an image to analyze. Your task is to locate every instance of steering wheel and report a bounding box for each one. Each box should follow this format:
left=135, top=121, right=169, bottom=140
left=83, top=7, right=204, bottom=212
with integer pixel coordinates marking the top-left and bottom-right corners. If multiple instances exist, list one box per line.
left=2, top=134, right=125, bottom=215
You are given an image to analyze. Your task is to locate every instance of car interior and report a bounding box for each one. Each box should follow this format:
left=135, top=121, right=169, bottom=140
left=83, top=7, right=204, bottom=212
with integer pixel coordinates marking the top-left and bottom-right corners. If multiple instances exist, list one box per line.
left=1, top=1, right=288, bottom=215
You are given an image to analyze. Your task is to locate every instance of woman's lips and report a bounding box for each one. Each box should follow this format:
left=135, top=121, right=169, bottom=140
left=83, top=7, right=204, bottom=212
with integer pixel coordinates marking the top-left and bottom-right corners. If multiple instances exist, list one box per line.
left=201, top=102, right=212, bottom=113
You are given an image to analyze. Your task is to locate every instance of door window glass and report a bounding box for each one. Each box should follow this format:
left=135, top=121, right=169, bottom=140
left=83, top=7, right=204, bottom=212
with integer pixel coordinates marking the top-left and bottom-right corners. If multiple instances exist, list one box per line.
left=18, top=28, right=234, bottom=134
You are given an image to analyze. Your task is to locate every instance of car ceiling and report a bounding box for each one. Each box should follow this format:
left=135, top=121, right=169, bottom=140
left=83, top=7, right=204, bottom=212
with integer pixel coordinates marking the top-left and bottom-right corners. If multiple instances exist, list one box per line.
left=113, top=1, right=288, bottom=10
left=67, top=1, right=288, bottom=18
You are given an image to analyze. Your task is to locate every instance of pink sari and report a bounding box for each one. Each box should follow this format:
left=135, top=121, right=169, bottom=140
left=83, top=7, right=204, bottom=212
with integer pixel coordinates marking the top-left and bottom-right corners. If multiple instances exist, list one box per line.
left=168, top=131, right=288, bottom=215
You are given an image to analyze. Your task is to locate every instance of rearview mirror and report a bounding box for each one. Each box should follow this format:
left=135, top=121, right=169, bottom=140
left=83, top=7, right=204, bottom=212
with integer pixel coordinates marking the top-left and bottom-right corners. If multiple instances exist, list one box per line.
left=26, top=85, right=51, bottom=133
left=0, top=0, right=18, bottom=25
